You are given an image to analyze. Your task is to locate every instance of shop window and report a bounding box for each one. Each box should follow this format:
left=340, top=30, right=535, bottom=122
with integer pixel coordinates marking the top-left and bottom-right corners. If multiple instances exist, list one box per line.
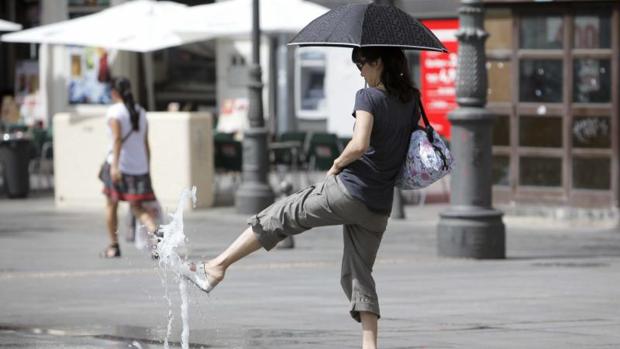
left=67, top=47, right=111, bottom=105
left=572, top=117, right=611, bottom=149
left=520, top=156, right=562, bottom=187
left=487, top=60, right=511, bottom=103
left=296, top=50, right=326, bottom=117
left=492, top=155, right=510, bottom=186
left=165, top=47, right=216, bottom=87
left=492, top=115, right=510, bottom=146
left=573, top=59, right=611, bottom=103
left=519, top=59, right=563, bottom=103
left=486, top=9, right=512, bottom=50
left=574, top=12, right=611, bottom=49
left=519, top=116, right=562, bottom=148
left=520, top=15, right=563, bottom=49
left=573, top=157, right=610, bottom=190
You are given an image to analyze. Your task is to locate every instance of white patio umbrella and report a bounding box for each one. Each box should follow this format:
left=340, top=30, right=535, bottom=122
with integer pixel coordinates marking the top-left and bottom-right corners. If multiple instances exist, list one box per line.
left=1, top=0, right=218, bottom=110
left=1, top=0, right=212, bottom=52
left=0, top=19, right=21, bottom=32
left=177, top=0, right=329, bottom=37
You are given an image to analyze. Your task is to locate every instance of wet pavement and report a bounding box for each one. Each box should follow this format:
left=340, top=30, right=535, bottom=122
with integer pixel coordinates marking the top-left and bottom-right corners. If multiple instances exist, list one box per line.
left=1, top=192, right=620, bottom=348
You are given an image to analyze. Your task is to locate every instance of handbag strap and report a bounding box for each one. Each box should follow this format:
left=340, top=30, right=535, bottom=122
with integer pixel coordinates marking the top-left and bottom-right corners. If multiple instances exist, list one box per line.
left=106, top=129, right=133, bottom=157
left=415, top=93, right=435, bottom=143
left=415, top=94, right=450, bottom=170
left=120, top=129, right=133, bottom=144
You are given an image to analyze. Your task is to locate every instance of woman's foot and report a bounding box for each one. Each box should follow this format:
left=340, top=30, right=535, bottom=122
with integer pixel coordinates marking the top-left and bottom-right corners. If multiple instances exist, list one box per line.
left=181, top=260, right=224, bottom=293
left=100, top=243, right=121, bottom=258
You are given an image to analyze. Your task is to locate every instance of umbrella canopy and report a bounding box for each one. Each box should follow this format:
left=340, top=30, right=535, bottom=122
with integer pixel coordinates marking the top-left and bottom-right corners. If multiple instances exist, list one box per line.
left=0, top=19, right=21, bottom=32
left=176, top=0, right=329, bottom=37
left=1, top=0, right=212, bottom=52
left=289, top=3, right=447, bottom=53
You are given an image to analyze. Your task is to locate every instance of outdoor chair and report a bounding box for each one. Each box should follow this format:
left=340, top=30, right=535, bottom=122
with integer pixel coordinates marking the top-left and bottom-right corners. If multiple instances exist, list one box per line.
left=213, top=132, right=235, bottom=171
left=28, top=127, right=54, bottom=190
left=271, top=131, right=308, bottom=190
left=271, top=131, right=308, bottom=167
left=305, top=132, right=340, bottom=183
left=213, top=133, right=242, bottom=198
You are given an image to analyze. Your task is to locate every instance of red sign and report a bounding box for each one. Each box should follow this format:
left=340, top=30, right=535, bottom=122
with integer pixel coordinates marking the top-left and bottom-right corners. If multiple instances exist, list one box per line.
left=420, top=19, right=459, bottom=140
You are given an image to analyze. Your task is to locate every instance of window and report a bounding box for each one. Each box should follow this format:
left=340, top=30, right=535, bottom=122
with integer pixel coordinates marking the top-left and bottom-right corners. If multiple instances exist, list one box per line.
left=489, top=5, right=618, bottom=202
left=573, top=157, right=610, bottom=190
left=519, top=116, right=562, bottom=148
left=492, top=115, right=510, bottom=146
left=574, top=12, right=611, bottom=49
left=520, top=15, right=563, bottom=49
left=520, top=157, right=562, bottom=187
left=492, top=155, right=510, bottom=186
left=487, top=61, right=512, bottom=103
left=572, top=117, right=611, bottom=149
left=573, top=58, right=611, bottom=103
left=486, top=9, right=513, bottom=50
left=296, top=50, right=326, bottom=118
left=519, top=59, right=563, bottom=103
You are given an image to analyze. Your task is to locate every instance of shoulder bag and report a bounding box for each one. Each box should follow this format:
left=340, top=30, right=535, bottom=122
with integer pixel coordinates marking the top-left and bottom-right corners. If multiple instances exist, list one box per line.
left=395, top=96, right=454, bottom=190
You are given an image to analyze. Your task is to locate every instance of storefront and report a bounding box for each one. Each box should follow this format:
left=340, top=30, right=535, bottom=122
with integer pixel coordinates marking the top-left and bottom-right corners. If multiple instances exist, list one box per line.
left=483, top=1, right=619, bottom=208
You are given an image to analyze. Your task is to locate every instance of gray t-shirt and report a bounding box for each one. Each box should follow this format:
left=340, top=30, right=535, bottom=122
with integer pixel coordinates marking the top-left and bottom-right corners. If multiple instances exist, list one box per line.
left=338, top=87, right=418, bottom=214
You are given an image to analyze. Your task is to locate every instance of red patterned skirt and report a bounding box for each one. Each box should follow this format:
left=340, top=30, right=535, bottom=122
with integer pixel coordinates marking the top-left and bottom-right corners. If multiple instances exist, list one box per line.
left=100, top=163, right=156, bottom=203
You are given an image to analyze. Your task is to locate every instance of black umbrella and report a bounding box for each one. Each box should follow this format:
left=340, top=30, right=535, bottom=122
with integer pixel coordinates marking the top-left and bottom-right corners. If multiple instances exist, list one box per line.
left=289, top=3, right=448, bottom=53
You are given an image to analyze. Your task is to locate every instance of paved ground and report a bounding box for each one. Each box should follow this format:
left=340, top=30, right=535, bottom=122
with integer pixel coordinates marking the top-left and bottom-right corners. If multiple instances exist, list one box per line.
left=1, top=190, right=620, bottom=348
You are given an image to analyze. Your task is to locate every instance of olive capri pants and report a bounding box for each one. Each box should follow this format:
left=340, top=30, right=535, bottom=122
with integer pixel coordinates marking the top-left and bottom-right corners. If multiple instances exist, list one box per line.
left=248, top=174, right=389, bottom=322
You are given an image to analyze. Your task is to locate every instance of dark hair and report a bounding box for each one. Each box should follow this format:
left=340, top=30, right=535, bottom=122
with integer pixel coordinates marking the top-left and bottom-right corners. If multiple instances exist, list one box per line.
left=352, top=46, right=419, bottom=103
left=111, top=77, right=139, bottom=131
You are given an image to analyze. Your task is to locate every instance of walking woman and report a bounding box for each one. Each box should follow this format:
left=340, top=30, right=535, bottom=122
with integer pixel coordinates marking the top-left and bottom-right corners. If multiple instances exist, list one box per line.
left=100, top=77, right=158, bottom=258
left=184, top=47, right=419, bottom=349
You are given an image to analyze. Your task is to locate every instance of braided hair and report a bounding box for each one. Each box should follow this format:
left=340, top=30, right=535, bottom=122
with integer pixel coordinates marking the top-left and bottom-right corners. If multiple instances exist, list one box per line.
left=111, top=77, right=140, bottom=131
left=352, top=46, right=419, bottom=103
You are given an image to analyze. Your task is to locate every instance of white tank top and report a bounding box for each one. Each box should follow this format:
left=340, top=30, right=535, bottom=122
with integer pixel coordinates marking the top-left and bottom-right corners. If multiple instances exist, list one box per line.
left=105, top=102, right=149, bottom=175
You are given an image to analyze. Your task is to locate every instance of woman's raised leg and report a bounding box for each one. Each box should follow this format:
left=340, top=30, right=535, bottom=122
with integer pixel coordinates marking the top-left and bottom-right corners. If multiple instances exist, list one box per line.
left=190, top=226, right=262, bottom=290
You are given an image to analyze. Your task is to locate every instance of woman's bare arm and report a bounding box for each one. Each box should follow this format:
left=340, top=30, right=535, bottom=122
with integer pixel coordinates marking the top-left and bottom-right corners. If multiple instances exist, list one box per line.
left=144, top=123, right=151, bottom=170
left=327, top=110, right=373, bottom=176
left=109, top=118, right=122, bottom=182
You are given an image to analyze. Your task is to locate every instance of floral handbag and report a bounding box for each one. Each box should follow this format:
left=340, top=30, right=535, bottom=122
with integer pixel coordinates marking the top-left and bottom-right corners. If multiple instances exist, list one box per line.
left=395, top=96, right=454, bottom=190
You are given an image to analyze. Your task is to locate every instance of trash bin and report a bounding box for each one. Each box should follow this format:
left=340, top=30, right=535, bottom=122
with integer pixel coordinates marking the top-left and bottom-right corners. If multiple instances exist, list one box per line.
left=0, top=132, right=32, bottom=198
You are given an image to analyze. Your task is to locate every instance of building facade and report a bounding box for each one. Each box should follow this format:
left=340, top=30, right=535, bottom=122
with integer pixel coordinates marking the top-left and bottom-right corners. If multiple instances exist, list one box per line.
left=483, top=1, right=619, bottom=208
left=3, top=0, right=618, bottom=209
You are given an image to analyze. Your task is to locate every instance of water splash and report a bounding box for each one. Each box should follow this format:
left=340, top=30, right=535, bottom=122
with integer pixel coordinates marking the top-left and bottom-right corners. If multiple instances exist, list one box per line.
left=155, top=186, right=197, bottom=349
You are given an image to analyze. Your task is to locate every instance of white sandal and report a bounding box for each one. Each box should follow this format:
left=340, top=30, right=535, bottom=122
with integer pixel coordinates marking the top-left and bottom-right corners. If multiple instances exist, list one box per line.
left=178, top=262, right=214, bottom=293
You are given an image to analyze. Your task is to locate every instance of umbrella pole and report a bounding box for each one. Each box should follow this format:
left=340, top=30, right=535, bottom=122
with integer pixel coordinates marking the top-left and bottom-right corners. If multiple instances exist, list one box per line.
left=141, top=52, right=156, bottom=111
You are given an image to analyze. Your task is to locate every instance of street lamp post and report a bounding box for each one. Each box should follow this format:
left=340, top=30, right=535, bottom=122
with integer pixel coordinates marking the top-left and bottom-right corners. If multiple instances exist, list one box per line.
left=437, top=0, right=505, bottom=258
left=235, top=0, right=275, bottom=214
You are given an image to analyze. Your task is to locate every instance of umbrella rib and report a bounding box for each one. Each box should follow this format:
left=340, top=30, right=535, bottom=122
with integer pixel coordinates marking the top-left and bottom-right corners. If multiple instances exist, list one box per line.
left=288, top=41, right=448, bottom=53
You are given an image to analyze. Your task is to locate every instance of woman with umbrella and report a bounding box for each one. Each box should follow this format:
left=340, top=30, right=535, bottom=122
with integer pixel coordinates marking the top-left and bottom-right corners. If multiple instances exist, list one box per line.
left=184, top=48, right=421, bottom=347
left=180, top=4, right=446, bottom=348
